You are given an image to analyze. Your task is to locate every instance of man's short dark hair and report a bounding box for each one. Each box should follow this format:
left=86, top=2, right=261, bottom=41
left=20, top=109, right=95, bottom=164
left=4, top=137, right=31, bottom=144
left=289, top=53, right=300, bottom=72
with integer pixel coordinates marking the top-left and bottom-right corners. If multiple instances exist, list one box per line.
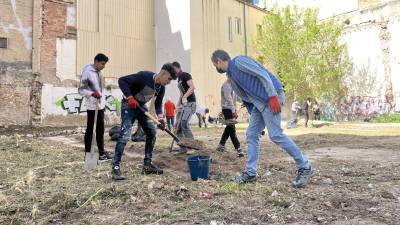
left=94, top=53, right=109, bottom=62
left=162, top=63, right=177, bottom=80
left=211, top=50, right=231, bottom=63
left=172, top=61, right=181, bottom=68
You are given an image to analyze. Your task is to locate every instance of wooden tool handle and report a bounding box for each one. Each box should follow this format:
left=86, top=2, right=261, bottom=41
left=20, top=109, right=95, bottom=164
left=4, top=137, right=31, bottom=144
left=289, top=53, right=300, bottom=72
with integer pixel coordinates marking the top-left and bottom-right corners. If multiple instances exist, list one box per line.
left=137, top=105, right=180, bottom=142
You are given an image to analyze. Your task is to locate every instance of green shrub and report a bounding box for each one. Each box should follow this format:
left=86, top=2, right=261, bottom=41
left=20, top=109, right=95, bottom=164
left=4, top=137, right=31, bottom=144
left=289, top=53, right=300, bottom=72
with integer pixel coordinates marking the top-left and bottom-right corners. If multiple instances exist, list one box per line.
left=369, top=114, right=400, bottom=123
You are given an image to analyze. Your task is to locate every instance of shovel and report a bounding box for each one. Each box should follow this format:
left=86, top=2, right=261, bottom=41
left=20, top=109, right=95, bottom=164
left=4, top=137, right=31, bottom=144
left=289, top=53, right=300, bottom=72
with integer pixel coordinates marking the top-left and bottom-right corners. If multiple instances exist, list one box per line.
left=84, top=99, right=100, bottom=170
left=137, top=105, right=203, bottom=150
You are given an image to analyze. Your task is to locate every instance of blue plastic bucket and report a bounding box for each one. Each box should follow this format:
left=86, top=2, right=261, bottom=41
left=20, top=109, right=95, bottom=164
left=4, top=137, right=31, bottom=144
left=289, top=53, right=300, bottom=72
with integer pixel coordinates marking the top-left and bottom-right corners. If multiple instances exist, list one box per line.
left=187, top=155, right=210, bottom=181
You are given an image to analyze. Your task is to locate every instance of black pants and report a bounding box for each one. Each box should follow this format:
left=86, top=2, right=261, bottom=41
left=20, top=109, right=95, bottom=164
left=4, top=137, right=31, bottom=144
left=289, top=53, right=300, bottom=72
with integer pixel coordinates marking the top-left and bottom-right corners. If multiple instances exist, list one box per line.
left=314, top=110, right=321, bottom=120
left=303, top=110, right=309, bottom=127
left=166, top=116, right=175, bottom=131
left=84, top=109, right=105, bottom=154
left=219, top=109, right=240, bottom=149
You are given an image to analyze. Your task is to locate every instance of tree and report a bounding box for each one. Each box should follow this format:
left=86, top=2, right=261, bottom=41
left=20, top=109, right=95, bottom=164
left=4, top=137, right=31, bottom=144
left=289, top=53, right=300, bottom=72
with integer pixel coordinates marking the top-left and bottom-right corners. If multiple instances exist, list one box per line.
left=254, top=6, right=352, bottom=104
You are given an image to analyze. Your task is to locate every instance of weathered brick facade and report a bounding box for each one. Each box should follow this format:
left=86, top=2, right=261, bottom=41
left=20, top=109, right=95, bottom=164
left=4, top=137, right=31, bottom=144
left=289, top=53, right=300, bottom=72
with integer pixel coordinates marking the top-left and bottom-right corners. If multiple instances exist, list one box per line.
left=0, top=0, right=76, bottom=125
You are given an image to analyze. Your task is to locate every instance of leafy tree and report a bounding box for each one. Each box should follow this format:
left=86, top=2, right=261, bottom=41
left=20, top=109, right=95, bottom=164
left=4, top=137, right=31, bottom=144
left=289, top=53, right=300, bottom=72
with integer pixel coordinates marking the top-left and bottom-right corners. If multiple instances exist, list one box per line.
left=254, top=5, right=352, bottom=104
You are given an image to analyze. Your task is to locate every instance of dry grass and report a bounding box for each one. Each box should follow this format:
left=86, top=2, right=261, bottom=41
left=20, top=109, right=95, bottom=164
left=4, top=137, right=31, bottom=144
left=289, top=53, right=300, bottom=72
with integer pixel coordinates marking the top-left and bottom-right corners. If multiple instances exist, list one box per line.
left=0, top=122, right=400, bottom=224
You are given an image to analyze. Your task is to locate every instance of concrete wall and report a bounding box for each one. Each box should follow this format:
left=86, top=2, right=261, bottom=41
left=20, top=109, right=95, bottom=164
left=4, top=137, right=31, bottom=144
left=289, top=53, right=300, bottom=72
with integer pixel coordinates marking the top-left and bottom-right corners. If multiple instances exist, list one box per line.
left=155, top=0, right=191, bottom=104
left=338, top=1, right=400, bottom=113
left=40, top=84, right=122, bottom=125
left=0, top=0, right=33, bottom=125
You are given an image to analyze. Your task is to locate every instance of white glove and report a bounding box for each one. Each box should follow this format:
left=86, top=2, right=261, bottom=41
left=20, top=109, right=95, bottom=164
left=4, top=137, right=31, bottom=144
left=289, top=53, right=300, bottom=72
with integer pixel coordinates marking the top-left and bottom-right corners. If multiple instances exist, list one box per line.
left=182, top=97, right=188, bottom=105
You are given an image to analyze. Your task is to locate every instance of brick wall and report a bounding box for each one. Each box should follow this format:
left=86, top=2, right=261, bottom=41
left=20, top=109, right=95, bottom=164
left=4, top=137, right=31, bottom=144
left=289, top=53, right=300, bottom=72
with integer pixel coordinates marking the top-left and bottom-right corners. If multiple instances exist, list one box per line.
left=41, top=0, right=76, bottom=85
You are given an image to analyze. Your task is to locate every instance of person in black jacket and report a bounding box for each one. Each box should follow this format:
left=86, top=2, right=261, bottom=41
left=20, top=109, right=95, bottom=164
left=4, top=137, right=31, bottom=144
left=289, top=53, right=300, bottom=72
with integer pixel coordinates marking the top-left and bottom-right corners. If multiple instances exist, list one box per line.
left=111, top=63, right=176, bottom=180
left=302, top=98, right=311, bottom=127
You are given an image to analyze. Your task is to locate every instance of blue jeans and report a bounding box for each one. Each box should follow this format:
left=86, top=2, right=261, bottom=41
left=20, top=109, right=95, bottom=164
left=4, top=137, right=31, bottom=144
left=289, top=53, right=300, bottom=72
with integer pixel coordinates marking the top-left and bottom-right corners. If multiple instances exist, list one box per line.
left=245, top=93, right=309, bottom=176
left=112, top=101, right=157, bottom=167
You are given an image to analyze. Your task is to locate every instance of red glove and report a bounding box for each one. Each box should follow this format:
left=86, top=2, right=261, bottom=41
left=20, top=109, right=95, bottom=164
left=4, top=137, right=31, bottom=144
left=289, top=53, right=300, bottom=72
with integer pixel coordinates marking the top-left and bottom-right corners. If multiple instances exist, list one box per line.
left=127, top=96, right=138, bottom=109
left=91, top=91, right=101, bottom=98
left=232, top=112, right=238, bottom=119
left=269, top=96, right=281, bottom=114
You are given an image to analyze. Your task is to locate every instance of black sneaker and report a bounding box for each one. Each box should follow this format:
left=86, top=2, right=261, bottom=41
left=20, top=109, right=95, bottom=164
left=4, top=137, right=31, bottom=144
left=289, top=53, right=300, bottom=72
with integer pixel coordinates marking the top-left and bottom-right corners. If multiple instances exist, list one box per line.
left=112, top=166, right=126, bottom=180
left=231, top=171, right=257, bottom=184
left=292, top=166, right=314, bottom=188
left=236, top=148, right=244, bottom=157
left=99, top=152, right=113, bottom=162
left=142, top=162, right=163, bottom=175
left=216, top=145, right=225, bottom=152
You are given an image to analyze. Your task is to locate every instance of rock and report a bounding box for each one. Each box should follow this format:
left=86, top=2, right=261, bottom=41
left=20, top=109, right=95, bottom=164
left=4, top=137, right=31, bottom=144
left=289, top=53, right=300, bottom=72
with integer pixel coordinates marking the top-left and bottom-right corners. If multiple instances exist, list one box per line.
left=316, top=216, right=326, bottom=222
left=324, top=201, right=333, bottom=208
left=263, top=170, right=272, bottom=177
left=367, top=207, right=378, bottom=212
left=322, top=178, right=333, bottom=185
left=200, top=191, right=212, bottom=199
left=339, top=166, right=352, bottom=175
left=26, top=134, right=33, bottom=138
left=147, top=181, right=155, bottom=190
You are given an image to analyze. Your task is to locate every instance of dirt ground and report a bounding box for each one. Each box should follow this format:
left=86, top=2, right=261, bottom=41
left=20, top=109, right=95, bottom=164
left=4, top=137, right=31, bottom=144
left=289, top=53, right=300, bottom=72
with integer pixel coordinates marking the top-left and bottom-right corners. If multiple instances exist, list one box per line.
left=1, top=121, right=400, bottom=225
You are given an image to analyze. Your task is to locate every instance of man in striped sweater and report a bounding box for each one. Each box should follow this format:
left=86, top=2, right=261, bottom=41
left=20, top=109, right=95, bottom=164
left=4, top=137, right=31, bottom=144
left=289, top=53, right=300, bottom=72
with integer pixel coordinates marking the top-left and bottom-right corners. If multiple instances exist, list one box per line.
left=210, top=50, right=314, bottom=188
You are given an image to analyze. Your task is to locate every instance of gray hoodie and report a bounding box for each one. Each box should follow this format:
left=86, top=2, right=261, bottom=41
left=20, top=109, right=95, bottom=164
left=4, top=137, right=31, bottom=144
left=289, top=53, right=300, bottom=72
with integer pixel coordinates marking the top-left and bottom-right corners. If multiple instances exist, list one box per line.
left=221, top=80, right=237, bottom=112
left=78, top=64, right=106, bottom=110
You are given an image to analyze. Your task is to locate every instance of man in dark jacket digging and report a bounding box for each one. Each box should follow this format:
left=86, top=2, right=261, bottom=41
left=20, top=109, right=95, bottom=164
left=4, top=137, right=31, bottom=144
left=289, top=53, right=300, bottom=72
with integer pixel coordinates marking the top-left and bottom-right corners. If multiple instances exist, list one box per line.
left=112, top=63, right=176, bottom=180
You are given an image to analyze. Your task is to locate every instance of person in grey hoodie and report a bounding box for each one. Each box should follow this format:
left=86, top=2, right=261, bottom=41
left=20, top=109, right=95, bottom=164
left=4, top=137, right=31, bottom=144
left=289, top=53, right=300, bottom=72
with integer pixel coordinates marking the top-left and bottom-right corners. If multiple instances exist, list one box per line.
left=216, top=80, right=244, bottom=157
left=78, top=53, right=112, bottom=161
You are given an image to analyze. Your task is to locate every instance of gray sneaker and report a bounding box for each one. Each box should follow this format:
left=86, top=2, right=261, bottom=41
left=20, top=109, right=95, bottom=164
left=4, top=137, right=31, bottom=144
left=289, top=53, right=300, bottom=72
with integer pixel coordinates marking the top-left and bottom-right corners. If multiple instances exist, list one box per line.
left=292, top=167, right=314, bottom=188
left=231, top=171, right=257, bottom=184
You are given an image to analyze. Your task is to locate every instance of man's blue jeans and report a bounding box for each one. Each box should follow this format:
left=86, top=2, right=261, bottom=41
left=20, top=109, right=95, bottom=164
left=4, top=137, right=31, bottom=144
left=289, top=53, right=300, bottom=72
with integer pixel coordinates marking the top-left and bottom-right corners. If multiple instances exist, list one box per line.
left=112, top=101, right=157, bottom=167
left=245, top=93, right=309, bottom=176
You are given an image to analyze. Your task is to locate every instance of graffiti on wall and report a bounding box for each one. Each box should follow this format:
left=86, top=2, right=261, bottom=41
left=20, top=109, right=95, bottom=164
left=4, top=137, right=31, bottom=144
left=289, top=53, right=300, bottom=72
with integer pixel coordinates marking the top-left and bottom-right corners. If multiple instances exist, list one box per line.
left=319, top=96, right=395, bottom=121
left=55, top=93, right=121, bottom=114
left=320, top=103, right=337, bottom=120
left=339, top=96, right=393, bottom=119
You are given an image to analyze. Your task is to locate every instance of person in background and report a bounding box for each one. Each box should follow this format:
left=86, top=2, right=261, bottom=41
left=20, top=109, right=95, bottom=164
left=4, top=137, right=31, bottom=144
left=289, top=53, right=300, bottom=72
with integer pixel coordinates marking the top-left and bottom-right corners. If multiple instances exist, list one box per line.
left=164, top=97, right=176, bottom=131
left=302, top=98, right=311, bottom=127
left=291, top=100, right=301, bottom=121
left=312, top=101, right=321, bottom=121
left=195, top=104, right=208, bottom=128
left=79, top=53, right=113, bottom=162
left=216, top=80, right=244, bottom=157
left=172, top=61, right=197, bottom=138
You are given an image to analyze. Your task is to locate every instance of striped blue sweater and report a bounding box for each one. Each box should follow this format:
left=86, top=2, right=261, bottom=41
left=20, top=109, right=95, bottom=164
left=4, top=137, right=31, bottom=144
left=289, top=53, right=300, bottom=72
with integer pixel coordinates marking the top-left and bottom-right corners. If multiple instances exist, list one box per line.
left=227, top=55, right=283, bottom=112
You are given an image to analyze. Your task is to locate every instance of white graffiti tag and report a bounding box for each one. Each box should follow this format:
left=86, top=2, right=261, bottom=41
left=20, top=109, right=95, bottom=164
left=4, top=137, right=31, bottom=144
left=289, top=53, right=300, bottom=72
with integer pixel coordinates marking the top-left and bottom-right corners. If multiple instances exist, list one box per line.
left=59, top=93, right=118, bottom=114
left=62, top=94, right=86, bottom=113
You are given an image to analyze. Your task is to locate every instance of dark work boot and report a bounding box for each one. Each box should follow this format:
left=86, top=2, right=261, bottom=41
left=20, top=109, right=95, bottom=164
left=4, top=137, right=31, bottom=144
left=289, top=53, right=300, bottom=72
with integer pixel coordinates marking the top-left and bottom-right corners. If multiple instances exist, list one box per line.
left=142, top=162, right=163, bottom=175
left=112, top=165, right=127, bottom=180
left=236, top=148, right=244, bottom=158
